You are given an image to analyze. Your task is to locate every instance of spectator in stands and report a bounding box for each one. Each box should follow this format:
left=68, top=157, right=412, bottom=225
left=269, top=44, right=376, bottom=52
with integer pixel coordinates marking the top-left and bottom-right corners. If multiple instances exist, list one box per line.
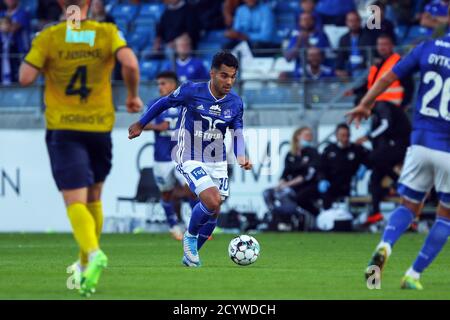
left=315, top=0, right=356, bottom=26
left=296, top=0, right=322, bottom=29
left=223, top=0, right=277, bottom=55
left=0, top=0, right=30, bottom=55
left=37, top=0, right=62, bottom=29
left=284, top=12, right=330, bottom=63
left=223, top=0, right=243, bottom=28
left=90, top=0, right=115, bottom=23
left=336, top=11, right=374, bottom=79
left=263, top=127, right=321, bottom=217
left=294, top=46, right=335, bottom=80
left=420, top=0, right=449, bottom=34
left=347, top=34, right=413, bottom=225
left=317, top=123, right=370, bottom=210
left=0, top=16, right=19, bottom=84
left=191, top=0, right=225, bottom=31
left=363, top=1, right=397, bottom=46
left=153, top=0, right=200, bottom=53
left=161, top=33, right=209, bottom=82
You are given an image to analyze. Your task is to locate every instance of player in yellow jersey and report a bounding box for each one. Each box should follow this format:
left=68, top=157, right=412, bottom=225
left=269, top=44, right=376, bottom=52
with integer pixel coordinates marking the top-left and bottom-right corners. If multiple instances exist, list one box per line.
left=19, top=0, right=143, bottom=297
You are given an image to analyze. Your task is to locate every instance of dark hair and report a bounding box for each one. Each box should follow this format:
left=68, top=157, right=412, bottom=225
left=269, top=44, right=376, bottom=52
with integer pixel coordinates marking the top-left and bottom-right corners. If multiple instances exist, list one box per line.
left=211, top=51, right=239, bottom=71
left=336, top=123, right=350, bottom=132
left=377, top=33, right=394, bottom=44
left=156, top=71, right=178, bottom=83
left=346, top=10, right=361, bottom=20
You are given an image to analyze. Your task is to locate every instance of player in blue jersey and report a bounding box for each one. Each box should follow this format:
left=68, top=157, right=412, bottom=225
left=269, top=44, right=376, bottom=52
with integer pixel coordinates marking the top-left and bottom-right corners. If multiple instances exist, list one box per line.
left=347, top=10, right=450, bottom=289
left=143, top=71, right=186, bottom=241
left=128, top=51, right=252, bottom=267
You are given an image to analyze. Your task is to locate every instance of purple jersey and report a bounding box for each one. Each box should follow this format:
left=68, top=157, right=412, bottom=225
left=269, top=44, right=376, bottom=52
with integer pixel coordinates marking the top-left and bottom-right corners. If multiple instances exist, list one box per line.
left=140, top=81, right=245, bottom=163
left=392, top=35, right=450, bottom=153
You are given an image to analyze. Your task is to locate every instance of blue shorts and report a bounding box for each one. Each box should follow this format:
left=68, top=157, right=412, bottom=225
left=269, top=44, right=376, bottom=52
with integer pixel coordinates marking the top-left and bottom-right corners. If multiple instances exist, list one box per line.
left=46, top=130, right=112, bottom=190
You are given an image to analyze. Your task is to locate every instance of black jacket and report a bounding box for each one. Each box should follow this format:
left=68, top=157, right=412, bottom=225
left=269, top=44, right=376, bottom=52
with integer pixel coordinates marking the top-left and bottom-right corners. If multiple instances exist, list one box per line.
left=319, top=143, right=370, bottom=190
left=281, top=147, right=321, bottom=190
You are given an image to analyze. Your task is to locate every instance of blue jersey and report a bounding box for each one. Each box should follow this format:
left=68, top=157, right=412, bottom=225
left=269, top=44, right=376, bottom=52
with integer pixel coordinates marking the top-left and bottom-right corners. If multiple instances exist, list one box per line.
left=148, top=97, right=179, bottom=162
left=140, top=81, right=245, bottom=163
left=162, top=57, right=209, bottom=83
left=392, top=35, right=450, bottom=153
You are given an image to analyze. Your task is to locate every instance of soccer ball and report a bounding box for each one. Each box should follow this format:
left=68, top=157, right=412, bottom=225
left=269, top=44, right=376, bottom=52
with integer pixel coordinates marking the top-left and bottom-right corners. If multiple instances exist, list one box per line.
left=228, top=235, right=260, bottom=266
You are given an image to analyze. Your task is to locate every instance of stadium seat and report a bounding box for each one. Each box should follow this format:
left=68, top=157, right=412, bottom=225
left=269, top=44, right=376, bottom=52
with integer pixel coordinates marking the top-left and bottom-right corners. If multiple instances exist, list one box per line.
left=402, top=26, right=431, bottom=45
left=111, top=4, right=139, bottom=23
left=274, top=0, right=300, bottom=14
left=140, top=60, right=161, bottom=81
left=21, top=0, right=37, bottom=19
left=276, top=13, right=296, bottom=30
left=323, top=25, right=349, bottom=49
left=200, top=30, right=227, bottom=46
left=114, top=18, right=129, bottom=35
left=116, top=167, right=160, bottom=213
left=138, top=3, right=165, bottom=21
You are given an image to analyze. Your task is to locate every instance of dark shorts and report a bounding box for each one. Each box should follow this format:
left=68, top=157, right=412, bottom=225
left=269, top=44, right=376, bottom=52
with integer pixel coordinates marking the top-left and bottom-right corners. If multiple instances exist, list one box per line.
left=46, top=130, right=112, bottom=190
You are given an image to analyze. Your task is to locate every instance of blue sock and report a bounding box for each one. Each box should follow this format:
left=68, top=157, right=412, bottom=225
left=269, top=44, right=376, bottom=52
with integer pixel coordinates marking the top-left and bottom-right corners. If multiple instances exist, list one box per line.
left=382, top=205, right=415, bottom=247
left=197, top=217, right=218, bottom=250
left=189, top=198, right=199, bottom=209
left=188, top=201, right=214, bottom=236
left=160, top=200, right=178, bottom=228
left=412, top=216, right=450, bottom=273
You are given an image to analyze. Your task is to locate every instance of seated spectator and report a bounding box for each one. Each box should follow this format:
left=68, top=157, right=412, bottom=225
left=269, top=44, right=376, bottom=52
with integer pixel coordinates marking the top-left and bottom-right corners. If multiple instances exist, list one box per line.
left=0, top=0, right=30, bottom=55
left=315, top=0, right=355, bottom=26
left=420, top=0, right=449, bottom=34
left=153, top=0, right=200, bottom=53
left=317, top=123, right=370, bottom=210
left=161, top=33, right=209, bottom=82
left=191, top=0, right=225, bottom=31
left=89, top=0, right=115, bottom=23
left=223, top=0, right=243, bottom=28
left=263, top=127, right=321, bottom=217
left=37, top=0, right=62, bottom=30
left=294, top=46, right=335, bottom=80
left=335, top=11, right=374, bottom=79
left=223, top=0, right=277, bottom=55
left=0, top=16, right=19, bottom=84
left=284, top=12, right=330, bottom=63
left=363, top=1, right=396, bottom=46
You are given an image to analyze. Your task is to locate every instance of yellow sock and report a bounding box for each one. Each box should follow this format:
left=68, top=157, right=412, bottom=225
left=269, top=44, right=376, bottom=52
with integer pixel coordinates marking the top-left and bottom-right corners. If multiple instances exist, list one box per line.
left=79, top=201, right=104, bottom=265
left=67, top=203, right=99, bottom=254
left=87, top=201, right=104, bottom=240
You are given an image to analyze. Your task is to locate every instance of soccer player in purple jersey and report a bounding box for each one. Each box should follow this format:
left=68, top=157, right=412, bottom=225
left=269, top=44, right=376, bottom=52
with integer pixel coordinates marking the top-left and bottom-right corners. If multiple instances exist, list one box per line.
left=347, top=7, right=450, bottom=289
left=128, top=52, right=252, bottom=267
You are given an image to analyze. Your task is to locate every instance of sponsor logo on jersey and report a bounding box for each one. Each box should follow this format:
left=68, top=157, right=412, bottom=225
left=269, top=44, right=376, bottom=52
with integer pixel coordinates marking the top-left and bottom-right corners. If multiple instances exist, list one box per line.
left=65, top=28, right=96, bottom=47
left=196, top=104, right=204, bottom=110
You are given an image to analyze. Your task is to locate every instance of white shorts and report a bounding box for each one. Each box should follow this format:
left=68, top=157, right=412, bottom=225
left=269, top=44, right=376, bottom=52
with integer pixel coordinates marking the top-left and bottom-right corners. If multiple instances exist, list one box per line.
left=176, top=160, right=229, bottom=199
left=398, top=145, right=450, bottom=205
left=153, top=161, right=186, bottom=192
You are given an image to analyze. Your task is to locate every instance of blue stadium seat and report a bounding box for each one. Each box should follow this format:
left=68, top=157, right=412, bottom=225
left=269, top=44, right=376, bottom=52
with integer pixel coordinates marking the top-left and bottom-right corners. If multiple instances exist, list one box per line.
left=402, top=26, right=431, bottom=45
left=140, top=60, right=161, bottom=81
left=200, top=30, right=226, bottom=46
left=114, top=19, right=129, bottom=35
left=274, top=0, right=300, bottom=14
left=111, top=4, right=139, bottom=22
left=138, top=3, right=165, bottom=20
left=21, top=0, right=38, bottom=19
left=127, top=30, right=152, bottom=52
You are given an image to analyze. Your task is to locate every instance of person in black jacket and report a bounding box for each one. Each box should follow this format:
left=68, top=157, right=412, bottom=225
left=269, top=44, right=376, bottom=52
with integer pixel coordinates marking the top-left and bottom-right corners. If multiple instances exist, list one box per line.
left=335, top=11, right=375, bottom=79
left=153, top=0, right=200, bottom=53
left=263, top=126, right=321, bottom=216
left=317, top=123, right=370, bottom=209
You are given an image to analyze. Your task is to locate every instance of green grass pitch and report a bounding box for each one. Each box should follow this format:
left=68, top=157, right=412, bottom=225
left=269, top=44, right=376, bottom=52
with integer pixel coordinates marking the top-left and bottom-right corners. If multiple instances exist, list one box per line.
left=1, top=232, right=449, bottom=299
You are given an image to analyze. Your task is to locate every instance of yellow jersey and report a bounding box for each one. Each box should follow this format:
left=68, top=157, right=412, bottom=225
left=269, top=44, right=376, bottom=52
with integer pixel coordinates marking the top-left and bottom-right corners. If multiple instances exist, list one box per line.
left=24, top=20, right=127, bottom=132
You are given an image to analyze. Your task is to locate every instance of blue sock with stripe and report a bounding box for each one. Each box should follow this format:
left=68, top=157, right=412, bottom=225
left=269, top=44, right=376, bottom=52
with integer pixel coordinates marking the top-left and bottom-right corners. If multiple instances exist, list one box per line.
left=188, top=201, right=214, bottom=236
left=160, top=200, right=178, bottom=228
left=412, top=216, right=450, bottom=273
left=382, top=205, right=415, bottom=247
left=197, top=216, right=218, bottom=250
left=189, top=198, right=199, bottom=209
